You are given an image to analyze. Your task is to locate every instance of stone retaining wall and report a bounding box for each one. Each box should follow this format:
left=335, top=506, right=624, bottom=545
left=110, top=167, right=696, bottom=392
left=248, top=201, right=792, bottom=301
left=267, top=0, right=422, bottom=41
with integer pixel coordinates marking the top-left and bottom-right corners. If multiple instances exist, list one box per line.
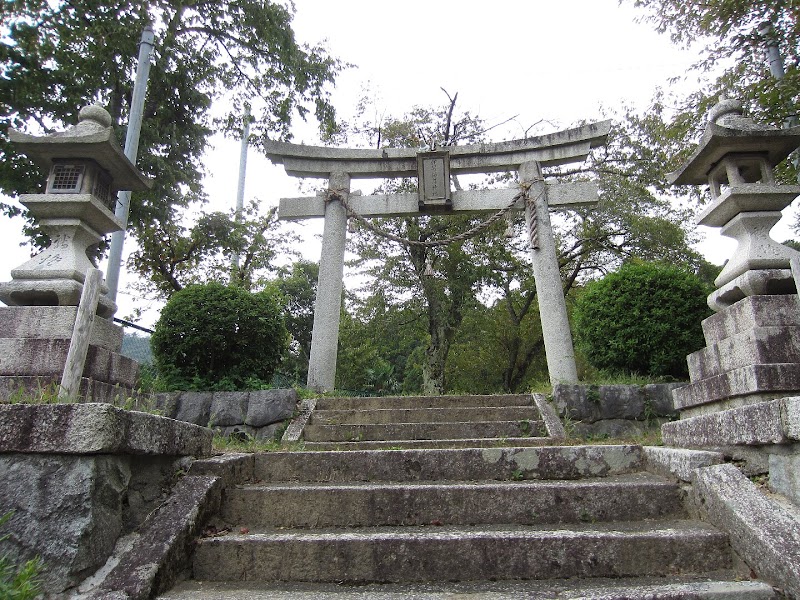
left=552, top=383, right=683, bottom=438
left=154, top=389, right=298, bottom=441
left=0, top=403, right=212, bottom=594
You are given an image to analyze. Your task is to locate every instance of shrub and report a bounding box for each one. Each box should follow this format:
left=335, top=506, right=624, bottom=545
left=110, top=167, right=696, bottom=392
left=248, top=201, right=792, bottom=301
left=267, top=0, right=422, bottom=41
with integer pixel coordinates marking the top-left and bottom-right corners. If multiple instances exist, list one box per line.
left=573, top=261, right=711, bottom=379
left=152, top=282, right=289, bottom=390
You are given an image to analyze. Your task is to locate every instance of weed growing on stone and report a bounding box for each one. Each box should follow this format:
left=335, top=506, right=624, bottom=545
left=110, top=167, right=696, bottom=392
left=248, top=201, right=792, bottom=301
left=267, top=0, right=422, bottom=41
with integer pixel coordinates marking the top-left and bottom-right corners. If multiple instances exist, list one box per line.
left=211, top=434, right=305, bottom=454
left=0, top=512, right=42, bottom=600
left=5, top=383, right=64, bottom=404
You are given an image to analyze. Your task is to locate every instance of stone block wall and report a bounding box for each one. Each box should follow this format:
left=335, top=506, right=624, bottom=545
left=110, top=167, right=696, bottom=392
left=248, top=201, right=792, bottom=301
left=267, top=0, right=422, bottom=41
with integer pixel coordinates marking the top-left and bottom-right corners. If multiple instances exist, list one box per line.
left=552, top=383, right=683, bottom=438
left=154, top=389, right=299, bottom=441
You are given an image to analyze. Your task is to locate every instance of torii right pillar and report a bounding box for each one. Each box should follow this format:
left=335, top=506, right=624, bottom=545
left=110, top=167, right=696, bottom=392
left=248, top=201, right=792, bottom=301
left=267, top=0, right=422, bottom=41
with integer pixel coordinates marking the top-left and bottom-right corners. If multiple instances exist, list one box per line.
left=521, top=160, right=579, bottom=383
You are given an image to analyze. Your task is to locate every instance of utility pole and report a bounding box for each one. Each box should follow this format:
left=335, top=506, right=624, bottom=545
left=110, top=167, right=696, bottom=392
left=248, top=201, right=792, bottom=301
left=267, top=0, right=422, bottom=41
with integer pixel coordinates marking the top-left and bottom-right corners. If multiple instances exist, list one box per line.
left=106, top=24, right=155, bottom=301
left=231, top=104, right=251, bottom=275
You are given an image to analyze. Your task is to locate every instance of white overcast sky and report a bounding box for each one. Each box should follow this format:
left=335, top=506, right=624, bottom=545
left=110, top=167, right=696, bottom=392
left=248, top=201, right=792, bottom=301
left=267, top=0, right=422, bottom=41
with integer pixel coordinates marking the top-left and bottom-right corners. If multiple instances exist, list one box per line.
left=2, top=0, right=791, bottom=325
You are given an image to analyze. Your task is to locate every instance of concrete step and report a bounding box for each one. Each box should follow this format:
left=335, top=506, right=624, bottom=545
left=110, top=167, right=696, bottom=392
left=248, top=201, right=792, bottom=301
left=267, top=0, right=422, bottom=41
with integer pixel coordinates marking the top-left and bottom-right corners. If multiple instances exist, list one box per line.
left=219, top=473, right=685, bottom=529
left=315, top=394, right=534, bottom=411
left=252, top=445, right=646, bottom=483
left=311, top=406, right=539, bottom=425
left=301, top=437, right=554, bottom=450
left=160, top=577, right=780, bottom=599
left=303, top=420, right=546, bottom=442
left=192, top=520, right=732, bottom=583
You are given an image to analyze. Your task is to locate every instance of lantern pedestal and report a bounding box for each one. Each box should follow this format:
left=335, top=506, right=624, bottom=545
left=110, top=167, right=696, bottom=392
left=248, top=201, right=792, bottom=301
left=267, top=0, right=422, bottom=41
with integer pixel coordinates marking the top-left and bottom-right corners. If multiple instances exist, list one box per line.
left=0, top=105, right=151, bottom=401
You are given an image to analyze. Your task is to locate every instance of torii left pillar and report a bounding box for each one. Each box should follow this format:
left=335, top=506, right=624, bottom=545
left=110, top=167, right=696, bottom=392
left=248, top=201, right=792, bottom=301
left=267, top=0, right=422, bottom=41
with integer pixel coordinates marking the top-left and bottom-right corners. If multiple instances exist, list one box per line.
left=307, top=171, right=349, bottom=391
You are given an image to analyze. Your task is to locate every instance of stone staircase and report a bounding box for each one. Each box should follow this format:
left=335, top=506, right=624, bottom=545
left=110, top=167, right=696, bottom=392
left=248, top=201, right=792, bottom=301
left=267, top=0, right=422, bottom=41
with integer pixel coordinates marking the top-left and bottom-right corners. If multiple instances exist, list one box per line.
left=160, top=395, right=779, bottom=599
left=302, top=393, right=552, bottom=450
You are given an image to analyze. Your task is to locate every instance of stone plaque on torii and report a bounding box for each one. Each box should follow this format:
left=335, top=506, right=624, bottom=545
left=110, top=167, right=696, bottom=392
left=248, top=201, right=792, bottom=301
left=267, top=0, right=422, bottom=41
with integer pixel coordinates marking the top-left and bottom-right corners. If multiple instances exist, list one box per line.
left=265, top=121, right=611, bottom=392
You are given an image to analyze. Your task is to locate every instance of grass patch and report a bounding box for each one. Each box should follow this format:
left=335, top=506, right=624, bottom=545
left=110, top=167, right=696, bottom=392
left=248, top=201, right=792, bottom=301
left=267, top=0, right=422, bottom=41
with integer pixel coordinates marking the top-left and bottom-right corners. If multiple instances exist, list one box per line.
left=0, top=512, right=42, bottom=600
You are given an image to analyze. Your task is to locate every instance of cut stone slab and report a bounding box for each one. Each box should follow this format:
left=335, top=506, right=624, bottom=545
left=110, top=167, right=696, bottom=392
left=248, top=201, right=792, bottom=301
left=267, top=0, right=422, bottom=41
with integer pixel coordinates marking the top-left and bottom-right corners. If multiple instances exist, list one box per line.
left=672, top=363, right=800, bottom=414
left=532, top=392, right=566, bottom=439
left=0, top=305, right=123, bottom=351
left=158, top=577, right=779, bottom=599
left=0, top=403, right=212, bottom=456
left=173, top=391, right=213, bottom=426
left=252, top=446, right=647, bottom=483
left=86, top=475, right=223, bottom=600
left=701, top=295, right=800, bottom=344
left=303, top=420, right=546, bottom=442
left=219, top=473, right=684, bottom=529
left=643, top=446, right=725, bottom=482
left=315, top=394, right=535, bottom=411
left=192, top=520, right=730, bottom=583
left=311, top=406, right=538, bottom=425
left=768, top=448, right=800, bottom=505
left=0, top=375, right=142, bottom=404
left=688, top=326, right=800, bottom=381
left=692, top=463, right=800, bottom=598
left=662, top=397, right=800, bottom=448
left=301, top=437, right=554, bottom=450
left=0, top=337, right=139, bottom=386
left=189, top=453, right=255, bottom=487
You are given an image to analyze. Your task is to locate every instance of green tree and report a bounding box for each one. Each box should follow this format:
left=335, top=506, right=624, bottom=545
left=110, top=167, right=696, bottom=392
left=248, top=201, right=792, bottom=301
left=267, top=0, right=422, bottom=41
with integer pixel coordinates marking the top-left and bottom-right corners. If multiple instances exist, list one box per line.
left=1, top=0, right=341, bottom=282
left=344, top=92, right=500, bottom=394
left=268, top=260, right=318, bottom=383
left=573, top=261, right=711, bottom=379
left=151, top=282, right=288, bottom=390
left=627, top=0, right=799, bottom=182
left=340, top=90, right=705, bottom=394
left=128, top=200, right=297, bottom=298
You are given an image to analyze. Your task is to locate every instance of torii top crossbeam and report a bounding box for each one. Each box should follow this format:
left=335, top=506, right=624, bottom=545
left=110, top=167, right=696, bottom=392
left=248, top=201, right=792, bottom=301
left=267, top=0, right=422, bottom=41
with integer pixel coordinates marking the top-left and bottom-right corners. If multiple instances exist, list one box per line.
left=264, top=121, right=611, bottom=179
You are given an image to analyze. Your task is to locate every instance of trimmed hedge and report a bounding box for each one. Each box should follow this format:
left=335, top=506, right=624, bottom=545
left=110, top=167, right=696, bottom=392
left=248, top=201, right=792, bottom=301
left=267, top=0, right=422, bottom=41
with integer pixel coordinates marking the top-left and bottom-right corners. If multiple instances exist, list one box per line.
left=152, top=282, right=288, bottom=390
left=573, top=262, right=710, bottom=379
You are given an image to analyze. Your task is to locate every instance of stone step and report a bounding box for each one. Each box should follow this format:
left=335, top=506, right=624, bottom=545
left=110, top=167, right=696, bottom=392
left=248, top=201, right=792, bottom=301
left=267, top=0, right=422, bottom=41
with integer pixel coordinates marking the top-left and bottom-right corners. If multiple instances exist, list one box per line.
left=160, top=577, right=779, bottom=599
left=314, top=394, right=534, bottom=411
left=219, top=473, right=685, bottom=529
left=311, top=405, right=539, bottom=425
left=301, top=437, right=554, bottom=450
left=192, top=520, right=731, bottom=583
left=251, top=445, right=646, bottom=483
left=303, top=420, right=546, bottom=442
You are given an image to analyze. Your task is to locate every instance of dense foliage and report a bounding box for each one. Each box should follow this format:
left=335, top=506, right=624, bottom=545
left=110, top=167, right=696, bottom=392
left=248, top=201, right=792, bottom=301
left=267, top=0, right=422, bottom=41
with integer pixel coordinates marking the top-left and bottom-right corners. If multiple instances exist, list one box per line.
left=573, top=262, right=711, bottom=379
left=151, top=282, right=288, bottom=390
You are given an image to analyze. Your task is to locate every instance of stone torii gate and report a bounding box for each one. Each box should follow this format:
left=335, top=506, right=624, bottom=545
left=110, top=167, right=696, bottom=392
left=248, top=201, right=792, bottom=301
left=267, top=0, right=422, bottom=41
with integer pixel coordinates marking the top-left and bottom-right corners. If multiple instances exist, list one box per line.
left=265, top=121, right=611, bottom=392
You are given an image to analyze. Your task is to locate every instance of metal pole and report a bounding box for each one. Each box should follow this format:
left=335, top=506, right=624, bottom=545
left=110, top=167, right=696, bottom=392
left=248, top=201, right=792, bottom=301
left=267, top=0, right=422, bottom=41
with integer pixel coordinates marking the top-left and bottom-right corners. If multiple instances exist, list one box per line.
left=232, top=104, right=251, bottom=273
left=106, top=24, right=155, bottom=301
left=758, top=21, right=799, bottom=180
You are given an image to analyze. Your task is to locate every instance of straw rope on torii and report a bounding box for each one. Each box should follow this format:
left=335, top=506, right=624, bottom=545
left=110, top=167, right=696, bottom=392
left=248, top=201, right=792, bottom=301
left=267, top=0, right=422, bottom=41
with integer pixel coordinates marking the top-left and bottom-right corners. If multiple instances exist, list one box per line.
left=325, top=180, right=542, bottom=249
left=264, top=120, right=610, bottom=392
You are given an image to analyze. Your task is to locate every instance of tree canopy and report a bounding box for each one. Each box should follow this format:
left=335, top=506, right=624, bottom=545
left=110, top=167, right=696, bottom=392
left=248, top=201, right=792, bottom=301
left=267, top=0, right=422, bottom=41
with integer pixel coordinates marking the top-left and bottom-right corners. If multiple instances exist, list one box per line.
left=628, top=0, right=799, bottom=183
left=1, top=0, right=341, bottom=279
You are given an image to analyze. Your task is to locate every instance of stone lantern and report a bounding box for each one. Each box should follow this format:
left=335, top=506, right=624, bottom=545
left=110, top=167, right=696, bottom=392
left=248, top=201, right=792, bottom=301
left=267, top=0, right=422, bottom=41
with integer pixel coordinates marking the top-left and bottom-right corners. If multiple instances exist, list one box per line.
left=670, top=98, right=800, bottom=311
left=0, top=105, right=150, bottom=402
left=0, top=104, right=151, bottom=317
left=667, top=98, right=800, bottom=416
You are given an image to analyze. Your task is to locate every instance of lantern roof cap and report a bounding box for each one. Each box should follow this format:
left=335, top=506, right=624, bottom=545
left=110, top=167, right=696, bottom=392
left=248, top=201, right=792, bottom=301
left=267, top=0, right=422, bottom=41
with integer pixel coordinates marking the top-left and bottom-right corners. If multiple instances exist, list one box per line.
left=669, top=98, right=800, bottom=186
left=9, top=105, right=152, bottom=191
